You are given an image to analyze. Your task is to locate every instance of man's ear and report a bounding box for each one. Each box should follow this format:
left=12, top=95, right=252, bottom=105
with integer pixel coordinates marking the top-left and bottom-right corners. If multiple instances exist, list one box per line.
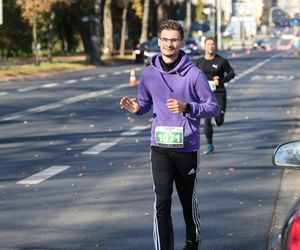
left=180, top=40, right=185, bottom=48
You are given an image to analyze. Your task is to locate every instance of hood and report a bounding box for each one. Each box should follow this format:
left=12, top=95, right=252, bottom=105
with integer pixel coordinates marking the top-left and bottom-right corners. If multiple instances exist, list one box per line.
left=150, top=50, right=194, bottom=76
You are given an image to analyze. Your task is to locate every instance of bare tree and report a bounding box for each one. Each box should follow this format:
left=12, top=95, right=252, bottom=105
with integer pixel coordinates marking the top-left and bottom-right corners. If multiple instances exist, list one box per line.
left=139, top=0, right=150, bottom=43
left=186, top=0, right=191, bottom=37
left=119, top=0, right=129, bottom=56
left=103, top=0, right=113, bottom=57
left=16, top=0, right=55, bottom=64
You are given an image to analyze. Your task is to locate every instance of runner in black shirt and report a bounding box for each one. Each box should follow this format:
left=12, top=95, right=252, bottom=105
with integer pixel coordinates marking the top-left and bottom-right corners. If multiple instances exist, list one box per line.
left=197, top=37, right=235, bottom=154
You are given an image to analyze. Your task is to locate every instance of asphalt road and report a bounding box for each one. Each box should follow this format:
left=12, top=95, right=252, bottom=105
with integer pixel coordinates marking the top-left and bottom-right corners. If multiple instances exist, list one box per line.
left=0, top=49, right=300, bottom=250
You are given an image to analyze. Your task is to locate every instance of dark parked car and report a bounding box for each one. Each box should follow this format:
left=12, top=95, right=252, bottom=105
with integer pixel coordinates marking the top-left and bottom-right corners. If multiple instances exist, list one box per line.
left=143, top=37, right=202, bottom=66
left=272, top=140, right=300, bottom=250
left=143, top=37, right=160, bottom=66
left=182, top=38, right=201, bottom=56
left=252, top=39, right=270, bottom=49
left=134, top=41, right=150, bottom=63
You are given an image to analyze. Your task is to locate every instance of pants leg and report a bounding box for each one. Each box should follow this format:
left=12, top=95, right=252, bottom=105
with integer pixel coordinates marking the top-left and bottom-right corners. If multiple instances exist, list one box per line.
left=151, top=146, right=175, bottom=250
left=204, top=90, right=227, bottom=145
left=173, top=151, right=201, bottom=242
left=214, top=90, right=226, bottom=126
left=203, top=118, right=213, bottom=144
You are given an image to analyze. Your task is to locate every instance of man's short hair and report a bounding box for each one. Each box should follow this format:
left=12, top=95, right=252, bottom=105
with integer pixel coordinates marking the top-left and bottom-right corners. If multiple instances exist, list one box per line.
left=204, top=37, right=216, bottom=43
left=159, top=20, right=184, bottom=40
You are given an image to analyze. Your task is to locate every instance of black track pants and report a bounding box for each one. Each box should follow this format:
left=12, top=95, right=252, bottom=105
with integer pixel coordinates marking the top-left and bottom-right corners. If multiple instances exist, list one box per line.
left=150, top=146, right=201, bottom=250
left=204, top=90, right=226, bottom=144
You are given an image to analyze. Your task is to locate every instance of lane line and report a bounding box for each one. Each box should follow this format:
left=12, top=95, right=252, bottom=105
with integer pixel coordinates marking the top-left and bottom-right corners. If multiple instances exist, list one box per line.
left=18, top=86, right=38, bottom=92
left=64, top=79, right=78, bottom=84
left=81, top=76, right=94, bottom=81
left=121, top=125, right=148, bottom=136
left=42, top=83, right=59, bottom=88
left=0, top=83, right=128, bottom=121
left=17, top=165, right=71, bottom=185
left=82, top=138, right=124, bottom=155
left=0, top=92, right=8, bottom=96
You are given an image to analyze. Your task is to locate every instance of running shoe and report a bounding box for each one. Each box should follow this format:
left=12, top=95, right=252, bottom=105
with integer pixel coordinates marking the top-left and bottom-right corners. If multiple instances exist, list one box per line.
left=182, top=240, right=201, bottom=250
left=203, top=144, right=214, bottom=154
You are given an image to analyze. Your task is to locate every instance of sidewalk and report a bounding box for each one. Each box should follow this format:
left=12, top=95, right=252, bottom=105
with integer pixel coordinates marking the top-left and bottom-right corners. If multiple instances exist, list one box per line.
left=0, top=54, right=135, bottom=82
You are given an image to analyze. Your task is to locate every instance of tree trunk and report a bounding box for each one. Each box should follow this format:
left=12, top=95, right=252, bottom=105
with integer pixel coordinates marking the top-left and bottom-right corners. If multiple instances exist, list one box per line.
left=119, top=0, right=129, bottom=56
left=186, top=0, right=192, bottom=37
left=47, top=10, right=55, bottom=63
left=92, top=0, right=102, bottom=62
left=139, top=0, right=150, bottom=43
left=32, top=0, right=39, bottom=65
left=103, top=0, right=113, bottom=57
left=70, top=1, right=100, bottom=64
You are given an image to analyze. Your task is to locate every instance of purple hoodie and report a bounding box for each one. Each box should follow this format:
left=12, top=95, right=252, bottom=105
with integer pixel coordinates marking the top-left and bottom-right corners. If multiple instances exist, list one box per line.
left=137, top=51, right=220, bottom=152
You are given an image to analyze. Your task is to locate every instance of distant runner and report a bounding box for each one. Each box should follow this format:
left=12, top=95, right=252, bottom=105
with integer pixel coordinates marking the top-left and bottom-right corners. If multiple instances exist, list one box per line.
left=197, top=37, right=235, bottom=154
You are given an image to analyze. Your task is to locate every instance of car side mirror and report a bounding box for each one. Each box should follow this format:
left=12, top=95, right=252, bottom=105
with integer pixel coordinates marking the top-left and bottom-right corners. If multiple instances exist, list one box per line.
left=272, top=140, right=300, bottom=168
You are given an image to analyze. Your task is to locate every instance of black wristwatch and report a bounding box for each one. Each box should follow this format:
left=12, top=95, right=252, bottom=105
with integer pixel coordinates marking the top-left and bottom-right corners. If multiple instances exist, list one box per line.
left=185, top=103, right=192, bottom=113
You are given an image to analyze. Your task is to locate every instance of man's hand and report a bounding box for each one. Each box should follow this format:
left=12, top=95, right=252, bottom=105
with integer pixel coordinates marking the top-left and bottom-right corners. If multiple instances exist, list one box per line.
left=166, top=99, right=186, bottom=113
left=213, top=76, right=220, bottom=86
left=120, top=96, right=140, bottom=114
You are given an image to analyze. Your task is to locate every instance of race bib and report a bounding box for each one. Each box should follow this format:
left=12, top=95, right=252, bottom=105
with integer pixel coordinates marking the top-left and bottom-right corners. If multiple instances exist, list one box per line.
left=208, top=81, right=216, bottom=92
left=155, top=126, right=184, bottom=148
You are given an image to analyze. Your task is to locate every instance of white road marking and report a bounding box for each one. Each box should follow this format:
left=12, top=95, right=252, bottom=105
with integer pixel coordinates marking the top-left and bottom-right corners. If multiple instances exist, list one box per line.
left=42, top=83, right=59, bottom=88
left=81, top=76, right=94, bottom=81
left=17, top=165, right=71, bottom=185
left=18, top=86, right=38, bottom=92
left=113, top=71, right=122, bottom=75
left=0, top=83, right=128, bottom=121
left=98, top=74, right=107, bottom=78
left=0, top=92, right=8, bottom=96
left=64, top=79, right=78, bottom=84
left=121, top=125, right=148, bottom=136
left=82, top=138, right=124, bottom=155
left=227, top=58, right=272, bottom=86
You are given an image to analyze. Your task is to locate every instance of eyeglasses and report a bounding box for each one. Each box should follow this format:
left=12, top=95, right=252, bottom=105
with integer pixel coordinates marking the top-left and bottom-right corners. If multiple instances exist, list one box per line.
left=159, top=37, right=181, bottom=44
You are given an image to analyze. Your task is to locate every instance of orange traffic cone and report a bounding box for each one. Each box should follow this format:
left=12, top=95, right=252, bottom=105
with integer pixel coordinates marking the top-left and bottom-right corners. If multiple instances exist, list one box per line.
left=266, top=46, right=272, bottom=52
left=129, top=69, right=138, bottom=86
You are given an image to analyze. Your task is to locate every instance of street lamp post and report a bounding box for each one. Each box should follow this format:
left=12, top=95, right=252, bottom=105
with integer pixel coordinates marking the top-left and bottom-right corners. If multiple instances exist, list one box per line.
left=215, top=0, right=222, bottom=50
left=0, top=0, right=3, bottom=25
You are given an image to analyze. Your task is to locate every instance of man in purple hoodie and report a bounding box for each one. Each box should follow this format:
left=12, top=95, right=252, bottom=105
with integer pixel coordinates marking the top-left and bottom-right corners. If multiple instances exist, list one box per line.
left=120, top=20, right=219, bottom=250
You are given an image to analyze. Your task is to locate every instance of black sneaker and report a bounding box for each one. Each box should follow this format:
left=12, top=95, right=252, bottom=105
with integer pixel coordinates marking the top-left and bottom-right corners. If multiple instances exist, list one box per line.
left=182, top=240, right=201, bottom=250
